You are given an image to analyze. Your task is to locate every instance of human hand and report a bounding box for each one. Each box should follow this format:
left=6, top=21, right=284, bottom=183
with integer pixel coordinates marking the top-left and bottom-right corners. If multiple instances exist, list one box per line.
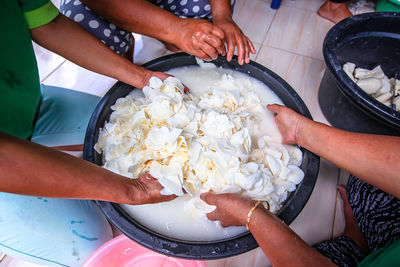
left=130, top=173, right=176, bottom=205
left=267, top=104, right=305, bottom=145
left=200, top=192, right=257, bottom=227
left=213, top=17, right=256, bottom=65
left=175, top=18, right=226, bottom=61
left=142, top=70, right=190, bottom=92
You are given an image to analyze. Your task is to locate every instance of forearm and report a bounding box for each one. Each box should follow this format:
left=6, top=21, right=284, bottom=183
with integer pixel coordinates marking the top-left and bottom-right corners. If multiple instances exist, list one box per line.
left=297, top=117, right=400, bottom=198
left=249, top=209, right=335, bottom=267
left=30, top=14, right=151, bottom=88
left=0, top=132, right=135, bottom=203
left=81, top=0, right=181, bottom=44
left=210, top=0, right=232, bottom=21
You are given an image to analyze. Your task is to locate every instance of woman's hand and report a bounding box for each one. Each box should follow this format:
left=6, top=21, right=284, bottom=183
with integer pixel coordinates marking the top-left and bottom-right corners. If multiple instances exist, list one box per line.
left=267, top=104, right=306, bottom=145
left=200, top=192, right=257, bottom=227
left=175, top=18, right=226, bottom=61
left=142, top=70, right=189, bottom=92
left=213, top=16, right=256, bottom=65
left=129, top=173, right=176, bottom=205
left=141, top=70, right=171, bottom=88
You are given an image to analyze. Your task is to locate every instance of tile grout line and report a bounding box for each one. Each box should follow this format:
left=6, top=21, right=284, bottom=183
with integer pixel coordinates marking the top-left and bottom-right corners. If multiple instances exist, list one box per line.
left=255, top=8, right=278, bottom=62
left=280, top=2, right=324, bottom=13
left=250, top=42, right=262, bottom=62
left=259, top=3, right=333, bottom=62
left=40, top=59, right=67, bottom=83
left=259, top=6, right=278, bottom=49
left=260, top=43, right=326, bottom=63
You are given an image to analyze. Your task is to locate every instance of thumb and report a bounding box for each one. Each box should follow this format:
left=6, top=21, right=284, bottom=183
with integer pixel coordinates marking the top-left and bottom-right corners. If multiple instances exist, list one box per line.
left=267, top=104, right=283, bottom=113
left=200, top=192, right=216, bottom=205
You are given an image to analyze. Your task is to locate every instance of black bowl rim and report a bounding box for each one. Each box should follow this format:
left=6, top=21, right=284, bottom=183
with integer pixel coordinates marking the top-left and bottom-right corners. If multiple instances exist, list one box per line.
left=323, top=12, right=400, bottom=127
left=84, top=53, right=320, bottom=259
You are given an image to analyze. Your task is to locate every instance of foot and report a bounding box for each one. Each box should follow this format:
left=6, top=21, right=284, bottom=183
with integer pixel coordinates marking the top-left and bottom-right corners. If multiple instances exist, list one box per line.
left=338, top=185, right=369, bottom=253
left=318, top=1, right=352, bottom=24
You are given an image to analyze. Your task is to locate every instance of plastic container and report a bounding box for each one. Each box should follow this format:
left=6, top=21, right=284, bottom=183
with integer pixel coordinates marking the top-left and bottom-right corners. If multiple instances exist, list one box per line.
left=82, top=235, right=207, bottom=267
left=84, top=53, right=319, bottom=259
left=319, top=12, right=400, bottom=136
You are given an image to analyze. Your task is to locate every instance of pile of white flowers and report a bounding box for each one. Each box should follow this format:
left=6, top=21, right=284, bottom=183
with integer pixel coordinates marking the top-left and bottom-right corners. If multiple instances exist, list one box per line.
left=95, top=75, right=304, bottom=213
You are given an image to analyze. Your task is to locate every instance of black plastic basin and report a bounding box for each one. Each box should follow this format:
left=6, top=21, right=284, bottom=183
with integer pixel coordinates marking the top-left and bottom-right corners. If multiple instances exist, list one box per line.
left=83, top=53, right=319, bottom=259
left=319, top=12, right=400, bottom=135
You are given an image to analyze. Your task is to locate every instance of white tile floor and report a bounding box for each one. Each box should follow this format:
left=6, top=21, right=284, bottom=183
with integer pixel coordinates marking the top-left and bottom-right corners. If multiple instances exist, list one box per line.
left=1, top=0, right=357, bottom=266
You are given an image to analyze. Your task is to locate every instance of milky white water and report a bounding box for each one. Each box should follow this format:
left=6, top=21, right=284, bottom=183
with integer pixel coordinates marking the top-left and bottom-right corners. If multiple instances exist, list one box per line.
left=120, top=65, right=288, bottom=242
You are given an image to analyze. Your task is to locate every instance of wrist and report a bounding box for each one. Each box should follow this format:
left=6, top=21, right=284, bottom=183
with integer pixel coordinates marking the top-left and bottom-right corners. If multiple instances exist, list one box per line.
left=99, top=171, right=135, bottom=204
left=239, top=200, right=257, bottom=225
left=243, top=200, right=270, bottom=227
left=212, top=14, right=233, bottom=25
left=120, top=178, right=145, bottom=205
left=295, top=115, right=309, bottom=147
left=116, top=176, right=136, bottom=204
left=164, top=17, right=187, bottom=45
left=248, top=206, right=272, bottom=231
left=210, top=0, right=232, bottom=23
left=140, top=69, right=153, bottom=88
left=122, top=64, right=152, bottom=89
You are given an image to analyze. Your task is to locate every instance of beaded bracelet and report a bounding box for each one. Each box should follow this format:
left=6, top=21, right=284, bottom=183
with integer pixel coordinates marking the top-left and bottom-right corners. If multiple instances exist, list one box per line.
left=245, top=201, right=270, bottom=231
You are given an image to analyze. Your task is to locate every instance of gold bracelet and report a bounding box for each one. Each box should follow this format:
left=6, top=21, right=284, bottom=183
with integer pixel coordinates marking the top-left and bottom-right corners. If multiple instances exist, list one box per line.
left=246, top=200, right=270, bottom=231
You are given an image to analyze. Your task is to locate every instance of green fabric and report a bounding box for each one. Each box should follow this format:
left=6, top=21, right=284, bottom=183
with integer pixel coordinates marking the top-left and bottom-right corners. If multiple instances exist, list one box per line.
left=24, top=1, right=59, bottom=29
left=0, top=0, right=56, bottom=139
left=388, top=0, right=400, bottom=6
left=18, top=0, right=49, bottom=12
left=376, top=0, right=400, bottom=12
left=358, top=238, right=400, bottom=267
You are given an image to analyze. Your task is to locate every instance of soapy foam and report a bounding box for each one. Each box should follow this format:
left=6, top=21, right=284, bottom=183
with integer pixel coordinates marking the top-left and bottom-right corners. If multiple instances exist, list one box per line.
left=97, top=65, right=303, bottom=241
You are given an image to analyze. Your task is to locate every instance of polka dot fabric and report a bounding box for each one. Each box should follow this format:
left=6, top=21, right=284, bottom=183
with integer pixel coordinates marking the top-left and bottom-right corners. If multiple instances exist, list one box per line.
left=60, top=0, right=133, bottom=55
left=59, top=0, right=235, bottom=55
left=148, top=0, right=235, bottom=21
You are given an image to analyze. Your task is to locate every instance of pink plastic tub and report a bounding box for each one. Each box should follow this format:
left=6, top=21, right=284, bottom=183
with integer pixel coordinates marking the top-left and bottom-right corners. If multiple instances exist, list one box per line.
left=82, top=235, right=208, bottom=267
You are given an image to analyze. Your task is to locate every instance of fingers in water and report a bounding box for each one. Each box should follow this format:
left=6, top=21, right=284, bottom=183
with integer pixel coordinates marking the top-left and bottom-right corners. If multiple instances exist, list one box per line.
left=206, top=209, right=219, bottom=221
left=266, top=103, right=282, bottom=113
left=200, top=192, right=217, bottom=205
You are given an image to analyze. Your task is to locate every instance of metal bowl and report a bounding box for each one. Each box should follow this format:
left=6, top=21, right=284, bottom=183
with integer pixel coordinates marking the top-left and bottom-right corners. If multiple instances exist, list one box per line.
left=83, top=53, right=319, bottom=259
